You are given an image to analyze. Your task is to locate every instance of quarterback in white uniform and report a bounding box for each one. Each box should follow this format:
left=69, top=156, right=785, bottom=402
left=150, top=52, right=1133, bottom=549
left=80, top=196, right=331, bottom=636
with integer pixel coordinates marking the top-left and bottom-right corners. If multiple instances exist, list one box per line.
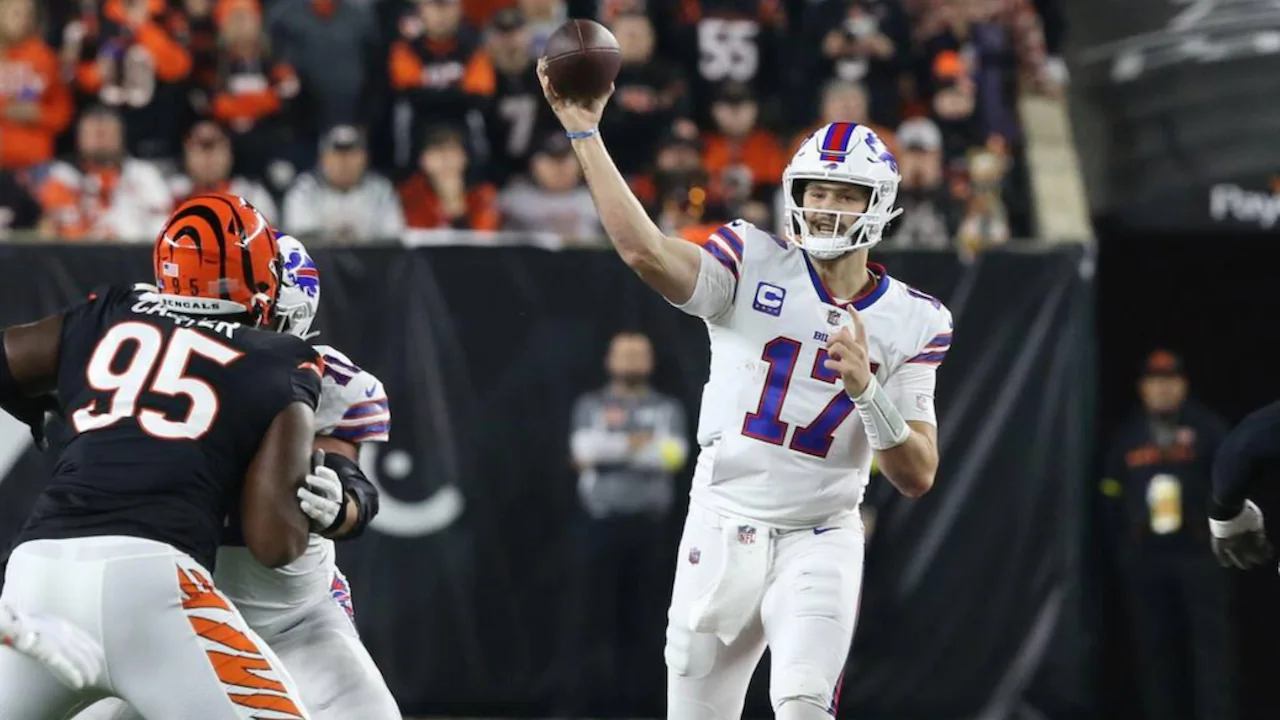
left=77, top=236, right=401, bottom=720
left=538, top=67, right=950, bottom=720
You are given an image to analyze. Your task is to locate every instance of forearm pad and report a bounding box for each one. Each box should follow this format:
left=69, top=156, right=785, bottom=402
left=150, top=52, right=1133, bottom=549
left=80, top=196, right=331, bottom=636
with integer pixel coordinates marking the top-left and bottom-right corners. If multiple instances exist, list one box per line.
left=852, top=376, right=911, bottom=451
left=325, top=452, right=380, bottom=539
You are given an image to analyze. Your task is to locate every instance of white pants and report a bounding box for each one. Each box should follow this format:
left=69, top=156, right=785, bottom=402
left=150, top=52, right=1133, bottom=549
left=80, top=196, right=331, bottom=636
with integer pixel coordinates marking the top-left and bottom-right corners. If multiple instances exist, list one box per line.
left=75, top=571, right=399, bottom=720
left=0, top=536, right=310, bottom=720
left=665, top=504, right=865, bottom=719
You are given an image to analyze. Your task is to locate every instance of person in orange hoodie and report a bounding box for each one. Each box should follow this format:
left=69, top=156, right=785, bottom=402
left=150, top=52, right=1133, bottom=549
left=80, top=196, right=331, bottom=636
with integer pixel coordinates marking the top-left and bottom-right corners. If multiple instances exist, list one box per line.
left=0, top=0, right=73, bottom=170
left=399, top=124, right=500, bottom=231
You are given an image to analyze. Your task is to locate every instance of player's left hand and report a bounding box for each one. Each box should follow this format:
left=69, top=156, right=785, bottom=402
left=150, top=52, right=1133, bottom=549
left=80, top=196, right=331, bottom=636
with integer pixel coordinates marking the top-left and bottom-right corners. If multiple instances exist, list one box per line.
left=298, top=450, right=346, bottom=534
left=824, top=309, right=873, bottom=398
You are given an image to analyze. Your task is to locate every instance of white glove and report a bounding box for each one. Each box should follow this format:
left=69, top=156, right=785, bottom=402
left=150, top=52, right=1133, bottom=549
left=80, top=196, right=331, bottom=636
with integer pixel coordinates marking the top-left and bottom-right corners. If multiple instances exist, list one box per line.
left=1208, top=500, right=1274, bottom=570
left=0, top=603, right=104, bottom=690
left=299, top=452, right=345, bottom=534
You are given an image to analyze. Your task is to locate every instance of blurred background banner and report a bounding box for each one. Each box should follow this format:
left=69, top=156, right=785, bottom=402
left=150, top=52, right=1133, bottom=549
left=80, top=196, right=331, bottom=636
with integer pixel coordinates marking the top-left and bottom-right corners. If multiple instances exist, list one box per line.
left=1065, top=0, right=1280, bottom=233
left=0, top=243, right=1093, bottom=718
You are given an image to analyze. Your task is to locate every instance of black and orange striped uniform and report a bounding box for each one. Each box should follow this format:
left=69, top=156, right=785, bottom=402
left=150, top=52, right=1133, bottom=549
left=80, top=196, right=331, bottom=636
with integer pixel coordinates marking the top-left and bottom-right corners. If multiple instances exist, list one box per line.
left=17, top=195, right=322, bottom=572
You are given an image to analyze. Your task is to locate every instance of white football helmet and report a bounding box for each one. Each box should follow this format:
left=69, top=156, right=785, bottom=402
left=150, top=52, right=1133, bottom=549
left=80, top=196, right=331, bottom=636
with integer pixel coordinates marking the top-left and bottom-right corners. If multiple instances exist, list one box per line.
left=275, top=233, right=320, bottom=339
left=782, top=122, right=903, bottom=259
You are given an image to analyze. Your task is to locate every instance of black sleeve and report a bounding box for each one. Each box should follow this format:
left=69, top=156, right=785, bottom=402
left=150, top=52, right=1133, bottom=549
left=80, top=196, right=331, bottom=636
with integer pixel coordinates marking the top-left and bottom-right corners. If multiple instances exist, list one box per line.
left=240, top=334, right=324, bottom=425
left=1211, top=400, right=1280, bottom=519
left=323, top=451, right=379, bottom=539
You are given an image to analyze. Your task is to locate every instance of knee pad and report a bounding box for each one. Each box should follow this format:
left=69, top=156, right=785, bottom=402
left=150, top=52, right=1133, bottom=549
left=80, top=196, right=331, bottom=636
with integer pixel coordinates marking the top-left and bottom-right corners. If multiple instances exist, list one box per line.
left=771, top=661, right=834, bottom=712
left=664, top=620, right=718, bottom=679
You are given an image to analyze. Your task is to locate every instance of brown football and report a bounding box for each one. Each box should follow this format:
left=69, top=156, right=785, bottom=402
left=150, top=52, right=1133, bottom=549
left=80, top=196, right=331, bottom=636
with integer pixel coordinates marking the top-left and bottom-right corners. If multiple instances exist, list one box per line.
left=542, top=19, right=621, bottom=103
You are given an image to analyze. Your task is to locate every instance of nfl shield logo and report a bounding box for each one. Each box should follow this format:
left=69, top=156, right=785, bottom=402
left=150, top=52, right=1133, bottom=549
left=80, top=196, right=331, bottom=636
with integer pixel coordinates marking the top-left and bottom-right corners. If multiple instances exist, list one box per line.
left=688, top=547, right=701, bottom=564
left=827, top=309, right=842, bottom=326
left=737, top=525, right=757, bottom=545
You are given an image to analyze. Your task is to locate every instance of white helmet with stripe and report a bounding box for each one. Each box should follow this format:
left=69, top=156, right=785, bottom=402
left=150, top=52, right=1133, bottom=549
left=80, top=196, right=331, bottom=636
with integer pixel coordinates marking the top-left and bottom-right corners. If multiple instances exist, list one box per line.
left=782, top=122, right=903, bottom=259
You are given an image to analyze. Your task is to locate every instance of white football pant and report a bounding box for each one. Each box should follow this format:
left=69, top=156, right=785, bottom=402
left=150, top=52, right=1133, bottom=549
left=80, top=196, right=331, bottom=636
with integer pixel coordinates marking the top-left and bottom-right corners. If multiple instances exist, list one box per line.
left=665, top=503, right=865, bottom=719
left=0, top=536, right=311, bottom=720
left=74, top=570, right=399, bottom=720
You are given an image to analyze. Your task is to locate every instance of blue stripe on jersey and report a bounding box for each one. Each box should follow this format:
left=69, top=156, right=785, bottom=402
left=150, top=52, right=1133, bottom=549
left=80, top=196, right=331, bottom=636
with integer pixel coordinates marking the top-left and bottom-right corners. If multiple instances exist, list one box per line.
left=343, top=399, right=389, bottom=421
left=331, top=422, right=391, bottom=442
left=715, top=225, right=744, bottom=260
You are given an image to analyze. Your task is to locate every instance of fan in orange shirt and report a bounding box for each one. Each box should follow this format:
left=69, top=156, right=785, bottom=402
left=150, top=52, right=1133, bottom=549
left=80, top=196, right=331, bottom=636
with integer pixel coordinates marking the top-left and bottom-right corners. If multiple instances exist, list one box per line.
left=789, top=79, right=899, bottom=162
left=399, top=124, right=500, bottom=231
left=0, top=0, right=72, bottom=170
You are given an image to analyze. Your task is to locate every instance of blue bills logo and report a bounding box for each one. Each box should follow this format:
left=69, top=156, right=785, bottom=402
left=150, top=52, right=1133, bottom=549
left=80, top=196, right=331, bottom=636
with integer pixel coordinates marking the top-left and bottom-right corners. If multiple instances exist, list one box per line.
left=283, top=248, right=319, bottom=298
left=331, top=572, right=356, bottom=622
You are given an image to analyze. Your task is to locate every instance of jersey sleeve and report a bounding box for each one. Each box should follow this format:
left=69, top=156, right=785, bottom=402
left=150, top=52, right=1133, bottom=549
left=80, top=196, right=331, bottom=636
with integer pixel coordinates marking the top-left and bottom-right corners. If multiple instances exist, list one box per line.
left=239, top=334, right=324, bottom=428
left=313, top=345, right=391, bottom=444
left=883, top=302, right=953, bottom=427
left=673, top=220, right=748, bottom=320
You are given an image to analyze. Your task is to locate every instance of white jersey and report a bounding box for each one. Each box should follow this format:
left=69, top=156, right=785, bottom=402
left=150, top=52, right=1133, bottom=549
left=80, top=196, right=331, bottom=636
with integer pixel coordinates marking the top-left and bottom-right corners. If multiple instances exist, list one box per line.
left=675, top=220, right=952, bottom=528
left=214, top=344, right=391, bottom=615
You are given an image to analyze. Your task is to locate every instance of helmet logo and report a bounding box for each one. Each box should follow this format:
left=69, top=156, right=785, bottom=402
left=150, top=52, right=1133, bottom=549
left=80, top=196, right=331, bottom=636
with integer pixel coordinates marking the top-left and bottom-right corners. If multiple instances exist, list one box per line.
left=283, top=249, right=319, bottom=299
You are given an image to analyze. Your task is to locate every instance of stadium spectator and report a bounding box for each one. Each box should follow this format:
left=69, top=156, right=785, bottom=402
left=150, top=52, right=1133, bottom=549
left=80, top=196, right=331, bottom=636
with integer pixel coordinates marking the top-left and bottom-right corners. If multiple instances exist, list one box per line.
left=34, top=104, right=171, bottom=241
left=600, top=10, right=687, bottom=177
left=0, top=0, right=74, bottom=170
left=482, top=7, right=555, bottom=186
left=399, top=124, right=499, bottom=231
left=497, top=132, right=598, bottom=241
left=168, top=120, right=278, bottom=222
left=388, top=0, right=494, bottom=173
left=205, top=0, right=299, bottom=181
left=702, top=80, right=782, bottom=228
left=889, top=116, right=952, bottom=249
left=267, top=0, right=380, bottom=163
left=801, top=0, right=909, bottom=127
left=69, top=0, right=192, bottom=160
left=282, top=124, right=405, bottom=242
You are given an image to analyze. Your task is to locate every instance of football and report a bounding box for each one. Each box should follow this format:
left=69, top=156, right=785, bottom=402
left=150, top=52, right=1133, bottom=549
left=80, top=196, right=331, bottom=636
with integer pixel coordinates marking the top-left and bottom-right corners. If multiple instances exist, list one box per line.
left=542, top=19, right=621, bottom=103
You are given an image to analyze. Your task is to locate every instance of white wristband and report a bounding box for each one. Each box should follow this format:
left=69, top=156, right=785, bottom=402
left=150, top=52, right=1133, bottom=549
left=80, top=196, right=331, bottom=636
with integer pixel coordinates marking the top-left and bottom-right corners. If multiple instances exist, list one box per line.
left=1208, top=499, right=1264, bottom=538
left=852, top=375, right=910, bottom=451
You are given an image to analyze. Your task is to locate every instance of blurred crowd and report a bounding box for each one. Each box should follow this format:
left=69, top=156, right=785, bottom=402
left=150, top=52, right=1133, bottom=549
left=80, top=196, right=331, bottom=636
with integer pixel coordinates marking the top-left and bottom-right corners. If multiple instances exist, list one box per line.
left=0, top=0, right=1066, bottom=251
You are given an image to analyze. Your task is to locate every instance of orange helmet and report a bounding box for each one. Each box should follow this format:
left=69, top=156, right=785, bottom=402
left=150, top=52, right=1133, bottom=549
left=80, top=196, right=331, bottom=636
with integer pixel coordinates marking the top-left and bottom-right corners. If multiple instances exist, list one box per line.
left=153, top=193, right=282, bottom=327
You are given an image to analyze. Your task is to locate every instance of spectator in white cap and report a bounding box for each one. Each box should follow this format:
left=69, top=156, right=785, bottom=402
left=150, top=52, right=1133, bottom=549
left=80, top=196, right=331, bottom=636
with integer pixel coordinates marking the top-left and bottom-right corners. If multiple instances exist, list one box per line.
left=282, top=124, right=406, bottom=242
left=889, top=116, right=953, bottom=249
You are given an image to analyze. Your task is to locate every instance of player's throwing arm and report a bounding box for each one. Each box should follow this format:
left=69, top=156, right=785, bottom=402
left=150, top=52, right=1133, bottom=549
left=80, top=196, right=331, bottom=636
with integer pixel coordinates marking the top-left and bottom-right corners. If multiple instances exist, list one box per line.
left=536, top=21, right=703, bottom=306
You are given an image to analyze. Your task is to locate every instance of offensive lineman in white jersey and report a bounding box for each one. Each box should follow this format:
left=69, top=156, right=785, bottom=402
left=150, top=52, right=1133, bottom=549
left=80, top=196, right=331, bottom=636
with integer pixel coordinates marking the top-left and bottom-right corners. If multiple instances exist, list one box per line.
left=78, top=235, right=401, bottom=720
left=538, top=65, right=951, bottom=720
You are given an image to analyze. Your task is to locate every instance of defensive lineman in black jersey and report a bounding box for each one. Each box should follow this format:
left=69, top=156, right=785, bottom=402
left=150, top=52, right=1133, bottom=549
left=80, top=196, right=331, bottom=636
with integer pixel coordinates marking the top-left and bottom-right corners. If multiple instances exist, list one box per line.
left=0, top=193, right=323, bottom=719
